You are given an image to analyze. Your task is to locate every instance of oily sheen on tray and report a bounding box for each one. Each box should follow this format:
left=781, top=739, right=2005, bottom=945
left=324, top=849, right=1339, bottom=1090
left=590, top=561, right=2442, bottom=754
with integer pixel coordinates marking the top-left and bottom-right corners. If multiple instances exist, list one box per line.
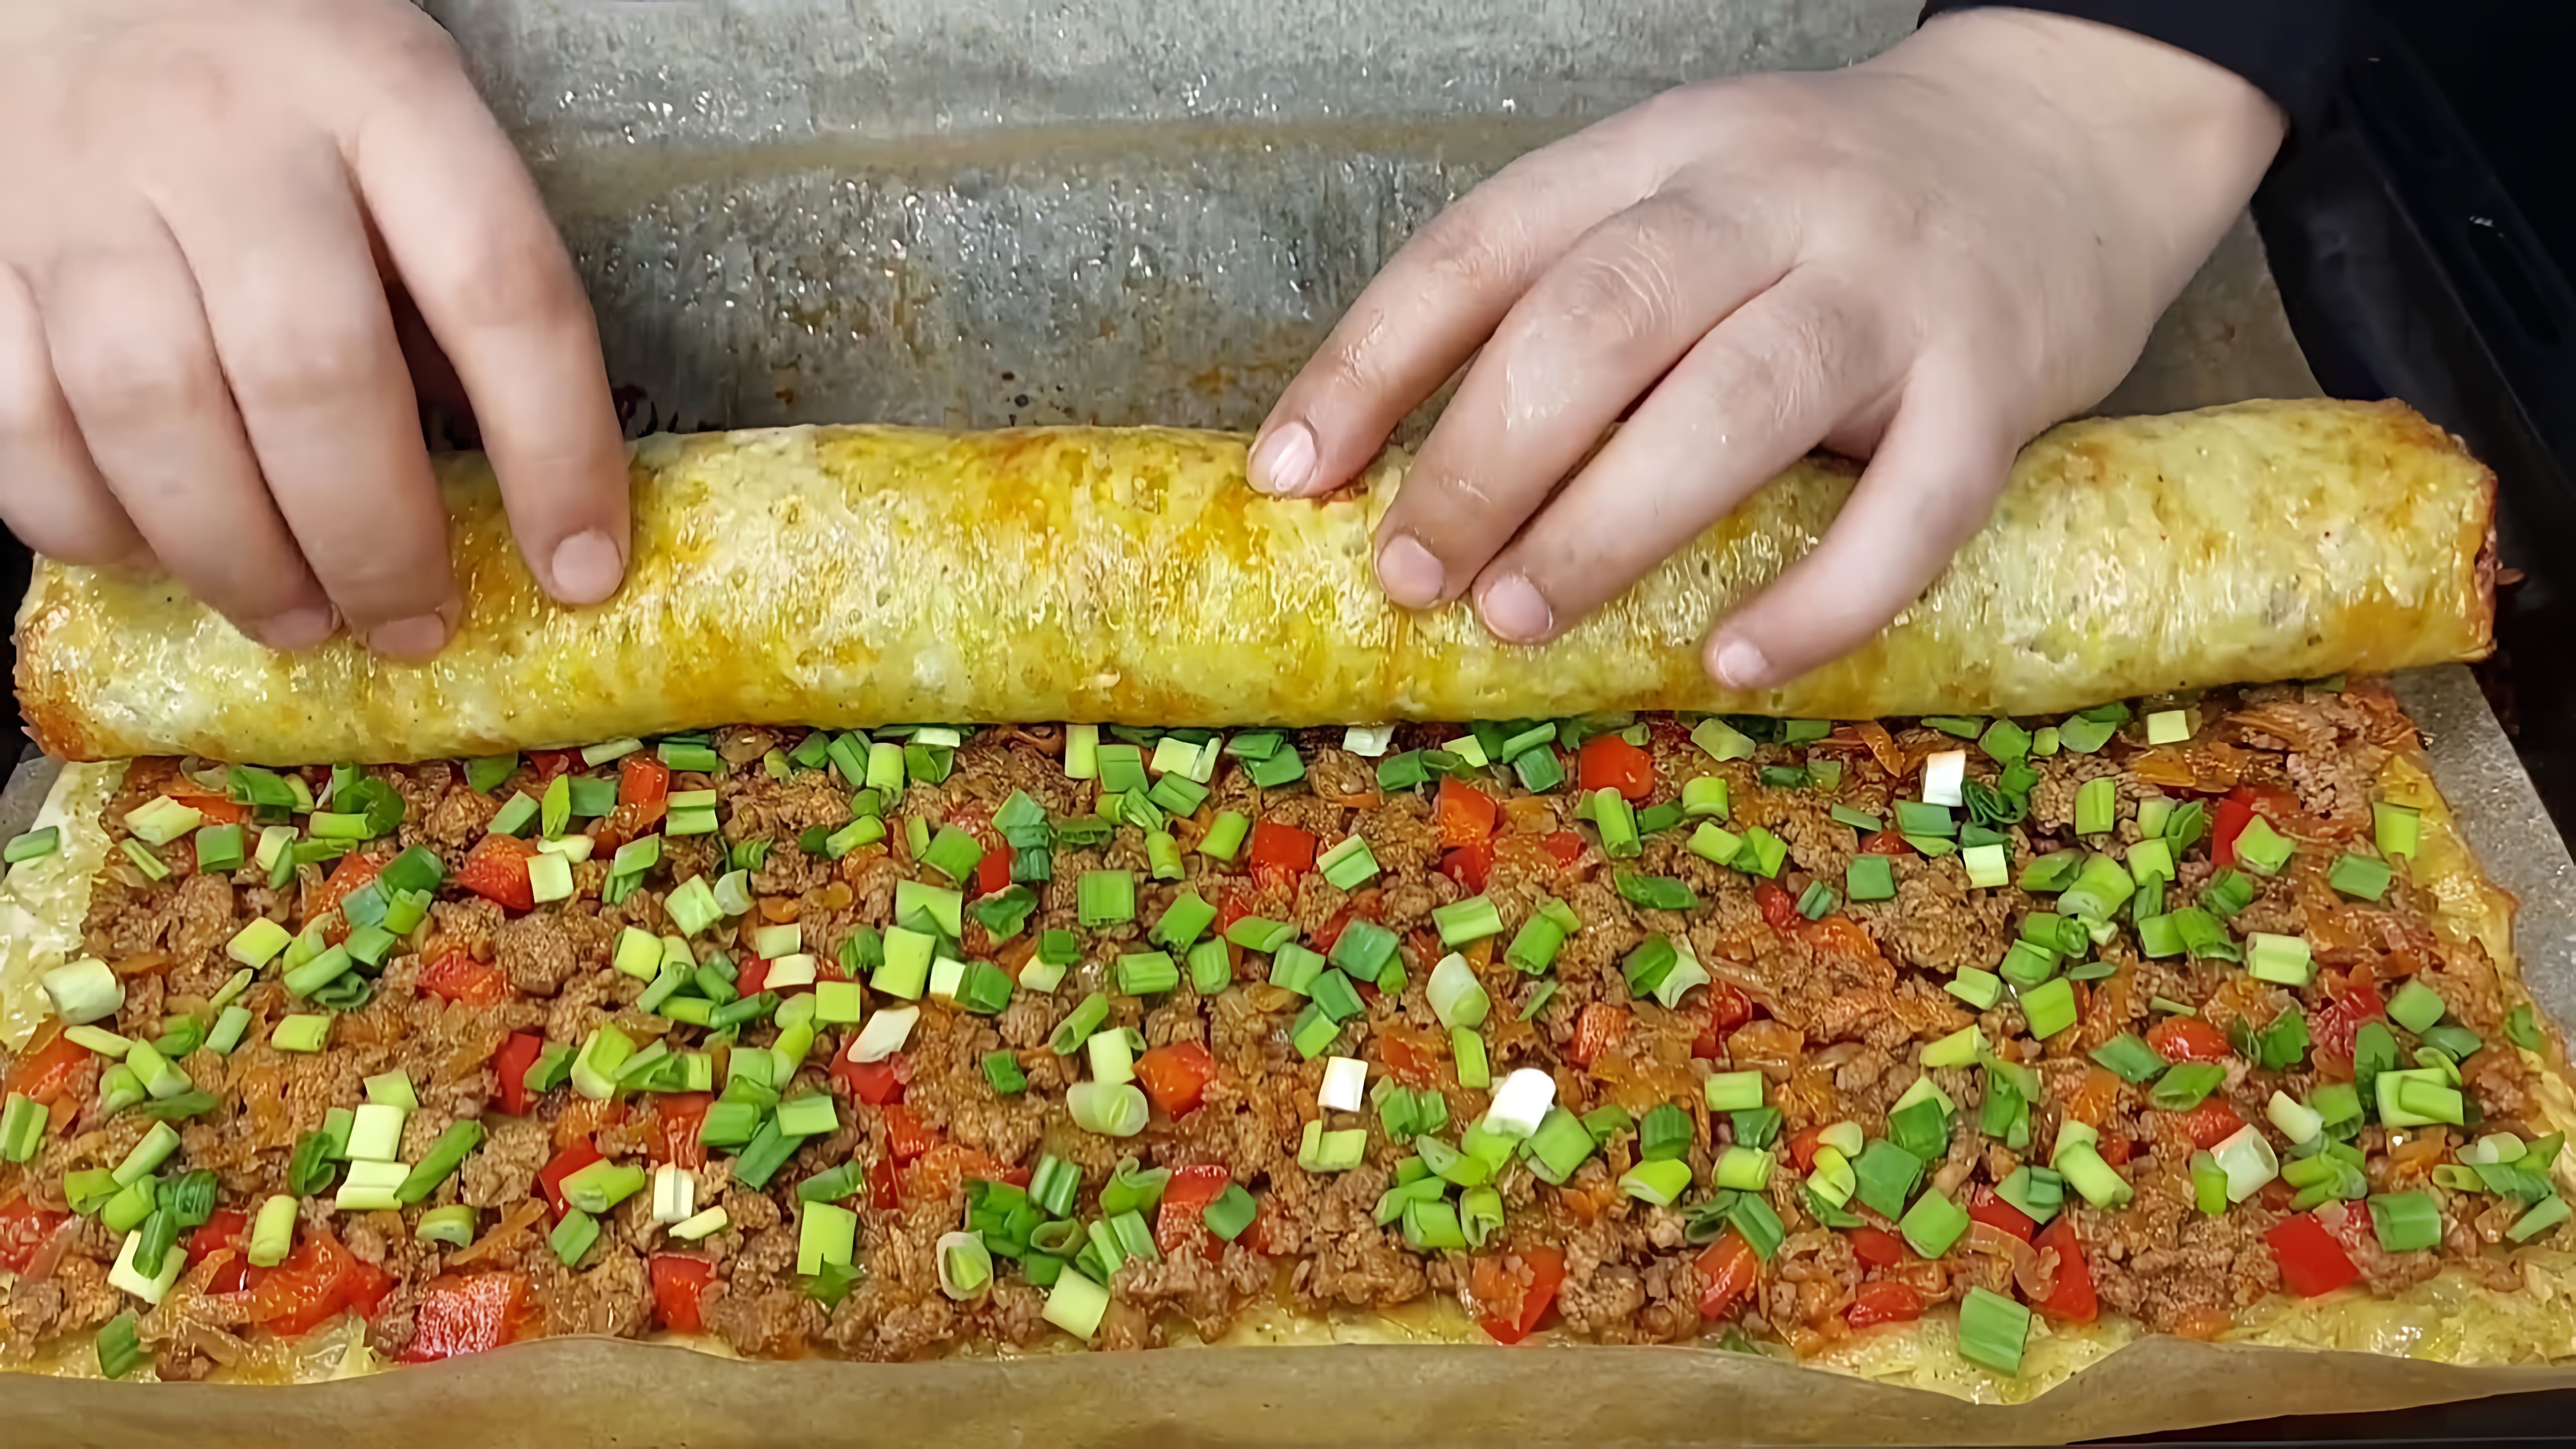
left=12, top=399, right=2496, bottom=764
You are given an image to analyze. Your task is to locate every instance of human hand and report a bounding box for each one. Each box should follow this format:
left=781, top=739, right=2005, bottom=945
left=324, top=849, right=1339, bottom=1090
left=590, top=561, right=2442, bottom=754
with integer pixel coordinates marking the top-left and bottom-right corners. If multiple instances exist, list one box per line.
left=0, top=0, right=629, bottom=658
left=1249, top=9, right=2284, bottom=689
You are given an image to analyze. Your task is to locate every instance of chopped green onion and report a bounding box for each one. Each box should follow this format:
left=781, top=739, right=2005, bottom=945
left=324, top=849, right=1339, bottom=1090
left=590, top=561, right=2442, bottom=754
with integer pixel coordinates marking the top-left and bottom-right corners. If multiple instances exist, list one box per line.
left=2368, top=1188, right=2442, bottom=1253
left=2090, top=1033, right=2165, bottom=1085
left=2019, top=977, right=2078, bottom=1040
left=1432, top=895, right=1505, bottom=947
left=2073, top=777, right=2116, bottom=837
left=1946, top=966, right=2002, bottom=1011
left=2374, top=800, right=2422, bottom=859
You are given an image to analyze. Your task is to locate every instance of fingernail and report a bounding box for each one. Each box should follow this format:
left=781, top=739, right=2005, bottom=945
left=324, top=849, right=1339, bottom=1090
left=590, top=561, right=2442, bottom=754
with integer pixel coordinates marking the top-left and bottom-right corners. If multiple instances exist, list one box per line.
left=1712, top=636, right=1772, bottom=690
left=367, top=610, right=452, bottom=660
left=1248, top=422, right=1318, bottom=496
left=1377, top=533, right=1445, bottom=609
left=251, top=604, right=338, bottom=652
left=1479, top=574, right=1554, bottom=643
left=549, top=529, right=625, bottom=604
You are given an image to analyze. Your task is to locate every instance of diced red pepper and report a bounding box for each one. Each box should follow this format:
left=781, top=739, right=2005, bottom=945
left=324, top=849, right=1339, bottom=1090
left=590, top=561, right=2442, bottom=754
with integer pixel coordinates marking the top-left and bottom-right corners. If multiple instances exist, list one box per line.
left=1440, top=842, right=1493, bottom=893
left=1435, top=779, right=1499, bottom=849
left=2211, top=793, right=2257, bottom=868
left=1567, top=1003, right=1629, bottom=1069
left=1691, top=983, right=1755, bottom=1060
left=2033, top=1216, right=2099, bottom=1322
left=419, top=951, right=510, bottom=1007
left=736, top=957, right=772, bottom=997
left=536, top=1141, right=604, bottom=1220
left=1858, top=829, right=1912, bottom=855
left=163, top=776, right=250, bottom=828
left=1786, top=1126, right=1828, bottom=1176
left=1474, top=1243, right=1568, bottom=1344
left=616, top=755, right=671, bottom=836
left=2098, top=1132, right=2135, bottom=1167
left=0, top=1196, right=69, bottom=1275
left=186, top=1210, right=272, bottom=1296
left=880, top=1102, right=938, bottom=1164
left=305, top=850, right=391, bottom=925
left=1247, top=822, right=1318, bottom=874
left=2266, top=1212, right=2362, bottom=1298
left=1154, top=1164, right=1232, bottom=1256
left=455, top=834, right=539, bottom=914
left=1217, top=891, right=1257, bottom=935
left=2146, top=1016, right=2233, bottom=1063
left=831, top=1051, right=908, bottom=1106
left=4, top=1023, right=92, bottom=1107
left=1576, top=734, right=1655, bottom=801
left=1847, top=1225, right=1908, bottom=1267
left=1844, top=1280, right=1926, bottom=1328
left=650, top=1092, right=712, bottom=1171
left=1966, top=1191, right=2037, bottom=1244
left=975, top=843, right=1014, bottom=898
left=400, top=1271, right=529, bottom=1362
left=249, top=1231, right=382, bottom=1337
left=1540, top=831, right=1586, bottom=867
left=868, top=1156, right=901, bottom=1212
left=648, top=1254, right=717, bottom=1335
left=1802, top=915, right=1882, bottom=964
left=1753, top=879, right=1799, bottom=932
left=2312, top=975, right=2388, bottom=1067
left=1377, top=1031, right=1443, bottom=1087
left=1134, top=1042, right=1220, bottom=1117
left=527, top=750, right=578, bottom=781
left=2172, top=1097, right=2245, bottom=1151
left=493, top=1032, right=547, bottom=1117
left=1694, top=1232, right=1760, bottom=1320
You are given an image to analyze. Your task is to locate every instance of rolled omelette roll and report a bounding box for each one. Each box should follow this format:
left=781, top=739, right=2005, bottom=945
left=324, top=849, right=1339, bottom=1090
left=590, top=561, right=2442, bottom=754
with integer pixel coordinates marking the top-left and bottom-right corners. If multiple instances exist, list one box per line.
left=13, top=397, right=2494, bottom=764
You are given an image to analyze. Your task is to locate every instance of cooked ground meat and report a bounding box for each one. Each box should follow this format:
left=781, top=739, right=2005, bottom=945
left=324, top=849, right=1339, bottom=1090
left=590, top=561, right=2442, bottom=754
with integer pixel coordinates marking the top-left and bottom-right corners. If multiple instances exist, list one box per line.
left=0, top=683, right=2551, bottom=1379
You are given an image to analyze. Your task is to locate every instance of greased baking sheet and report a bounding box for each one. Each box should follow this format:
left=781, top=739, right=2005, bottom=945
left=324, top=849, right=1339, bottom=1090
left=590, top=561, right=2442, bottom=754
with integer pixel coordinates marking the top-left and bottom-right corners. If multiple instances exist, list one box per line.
left=10, top=0, right=2570, bottom=1439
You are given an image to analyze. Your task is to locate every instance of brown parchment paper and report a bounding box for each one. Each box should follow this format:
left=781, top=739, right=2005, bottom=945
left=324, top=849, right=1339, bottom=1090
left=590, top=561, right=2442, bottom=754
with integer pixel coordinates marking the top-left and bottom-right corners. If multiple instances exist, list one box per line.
left=5, top=0, right=2562, bottom=1439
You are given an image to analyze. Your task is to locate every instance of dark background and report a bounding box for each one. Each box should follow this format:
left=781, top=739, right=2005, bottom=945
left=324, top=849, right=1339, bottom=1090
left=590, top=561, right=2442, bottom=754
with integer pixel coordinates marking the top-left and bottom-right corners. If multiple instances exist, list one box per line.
left=3, top=2, right=2575, bottom=1440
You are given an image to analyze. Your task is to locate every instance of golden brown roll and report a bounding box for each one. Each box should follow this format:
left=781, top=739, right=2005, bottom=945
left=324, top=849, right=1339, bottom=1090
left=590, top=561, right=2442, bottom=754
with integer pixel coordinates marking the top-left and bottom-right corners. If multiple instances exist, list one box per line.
left=12, top=397, right=2493, bottom=764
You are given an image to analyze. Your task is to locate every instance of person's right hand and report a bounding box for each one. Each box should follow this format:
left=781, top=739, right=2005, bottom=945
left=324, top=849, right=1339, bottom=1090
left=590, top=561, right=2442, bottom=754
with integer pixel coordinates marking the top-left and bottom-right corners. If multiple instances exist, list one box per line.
left=0, top=0, right=630, bottom=658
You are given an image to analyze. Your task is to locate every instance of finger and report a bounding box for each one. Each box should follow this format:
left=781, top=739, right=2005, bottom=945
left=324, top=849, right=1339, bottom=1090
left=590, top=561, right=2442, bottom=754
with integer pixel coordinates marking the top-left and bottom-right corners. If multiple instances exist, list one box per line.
left=35, top=221, right=338, bottom=648
left=1248, top=115, right=1675, bottom=501
left=1378, top=187, right=1794, bottom=613
left=346, top=35, right=629, bottom=605
left=1467, top=266, right=1893, bottom=640
left=0, top=260, right=146, bottom=567
left=157, top=135, right=457, bottom=655
left=1703, top=366, right=2018, bottom=690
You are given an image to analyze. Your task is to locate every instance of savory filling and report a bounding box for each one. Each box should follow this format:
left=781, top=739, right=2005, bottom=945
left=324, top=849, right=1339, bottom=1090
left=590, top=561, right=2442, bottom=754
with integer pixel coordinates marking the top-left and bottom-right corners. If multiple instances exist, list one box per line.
left=0, top=682, right=2563, bottom=1382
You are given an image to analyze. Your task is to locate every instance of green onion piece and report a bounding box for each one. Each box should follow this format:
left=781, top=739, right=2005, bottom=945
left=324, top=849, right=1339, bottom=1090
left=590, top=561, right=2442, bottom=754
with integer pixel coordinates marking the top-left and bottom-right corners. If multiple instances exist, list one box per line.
left=1994, top=1164, right=2063, bottom=1225
left=1046, top=992, right=1113, bottom=1057
left=1797, top=880, right=1841, bottom=920
left=2368, top=1189, right=2443, bottom=1253
left=1899, top=1187, right=1970, bottom=1258
left=1837, top=853, right=1895, bottom=904
left=2018, top=849, right=2083, bottom=893
left=2327, top=852, right=2394, bottom=902
left=1894, top=800, right=1956, bottom=838
left=2073, top=777, right=2116, bottom=837
left=2019, top=977, right=2078, bottom=1040
left=2149, top=1061, right=2227, bottom=1111
left=1735, top=827, right=1789, bottom=878
left=2089, top=1033, right=2165, bottom=1085
left=2386, top=978, right=2448, bottom=1035
left=1946, top=966, right=2003, bottom=1011
left=1703, top=1070, right=1765, bottom=1113
left=1851, top=1140, right=1924, bottom=1221
left=1957, top=1285, right=2032, bottom=1376
left=2055, top=1141, right=2133, bottom=1208
left=1431, top=895, right=1505, bottom=947
left=1614, top=872, right=1699, bottom=913
left=2511, top=1195, right=2574, bottom=1244
left=1978, top=718, right=2032, bottom=764
left=2374, top=800, right=2422, bottom=859
left=2232, top=815, right=2296, bottom=875
left=2505, top=1003, right=2542, bottom=1052
left=1686, top=823, right=1743, bottom=868
left=96, top=1311, right=143, bottom=1380
left=1452, top=1027, right=1491, bottom=1089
